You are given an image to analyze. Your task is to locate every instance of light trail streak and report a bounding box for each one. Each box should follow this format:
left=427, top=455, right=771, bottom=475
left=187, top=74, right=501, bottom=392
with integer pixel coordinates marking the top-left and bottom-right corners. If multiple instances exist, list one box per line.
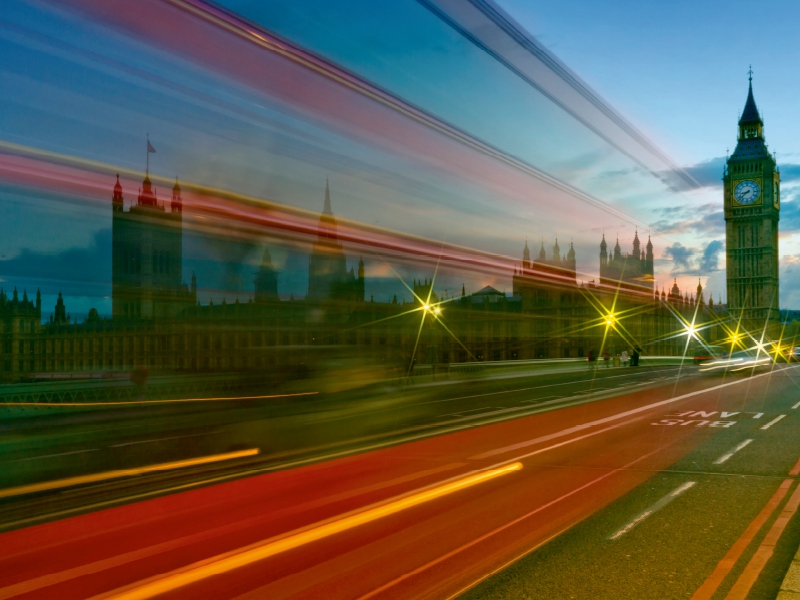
left=414, top=0, right=700, bottom=190
left=365, top=443, right=675, bottom=600
left=0, top=392, right=317, bottom=407
left=160, top=0, right=665, bottom=232
left=94, top=462, right=523, bottom=600
left=0, top=449, right=260, bottom=499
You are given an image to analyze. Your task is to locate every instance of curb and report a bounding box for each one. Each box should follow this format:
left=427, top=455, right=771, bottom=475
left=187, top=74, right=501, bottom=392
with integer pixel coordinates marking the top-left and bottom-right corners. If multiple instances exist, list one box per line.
left=777, top=546, right=800, bottom=598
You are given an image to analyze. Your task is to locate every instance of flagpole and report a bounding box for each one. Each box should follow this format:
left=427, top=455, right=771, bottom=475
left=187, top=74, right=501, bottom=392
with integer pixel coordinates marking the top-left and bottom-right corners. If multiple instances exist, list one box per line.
left=146, top=133, right=149, bottom=175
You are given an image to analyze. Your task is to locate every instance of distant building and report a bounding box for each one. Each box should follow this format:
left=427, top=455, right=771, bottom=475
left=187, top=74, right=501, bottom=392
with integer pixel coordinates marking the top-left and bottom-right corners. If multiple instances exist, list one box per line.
left=111, top=173, right=195, bottom=319
left=0, top=175, right=720, bottom=382
left=599, top=231, right=654, bottom=291
left=724, top=72, right=781, bottom=323
left=307, top=180, right=364, bottom=302
left=254, top=247, right=278, bottom=303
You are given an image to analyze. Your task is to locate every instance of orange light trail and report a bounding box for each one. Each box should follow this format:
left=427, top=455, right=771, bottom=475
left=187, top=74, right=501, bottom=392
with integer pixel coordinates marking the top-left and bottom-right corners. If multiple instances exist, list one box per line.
left=0, top=448, right=260, bottom=500
left=93, top=462, right=523, bottom=600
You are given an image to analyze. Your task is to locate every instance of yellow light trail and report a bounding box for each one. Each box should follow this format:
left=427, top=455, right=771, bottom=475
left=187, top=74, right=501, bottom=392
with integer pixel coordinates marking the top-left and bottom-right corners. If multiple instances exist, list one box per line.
left=0, top=392, right=317, bottom=407
left=0, top=449, right=260, bottom=499
left=95, top=462, right=523, bottom=600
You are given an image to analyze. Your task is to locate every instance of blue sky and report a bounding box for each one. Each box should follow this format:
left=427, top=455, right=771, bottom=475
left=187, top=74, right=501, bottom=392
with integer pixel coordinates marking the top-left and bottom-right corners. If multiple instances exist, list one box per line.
left=497, top=0, right=800, bottom=306
left=2, top=0, right=800, bottom=318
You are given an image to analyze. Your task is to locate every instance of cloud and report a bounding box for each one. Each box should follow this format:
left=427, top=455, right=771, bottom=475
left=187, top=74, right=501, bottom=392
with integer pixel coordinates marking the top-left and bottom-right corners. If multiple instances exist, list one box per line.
left=650, top=202, right=724, bottom=236
left=778, top=163, right=800, bottom=181
left=698, top=240, right=724, bottom=272
left=663, top=243, right=694, bottom=271
left=781, top=256, right=800, bottom=309
left=778, top=197, right=800, bottom=233
left=0, top=228, right=111, bottom=288
left=681, top=156, right=726, bottom=188
left=662, top=239, right=724, bottom=276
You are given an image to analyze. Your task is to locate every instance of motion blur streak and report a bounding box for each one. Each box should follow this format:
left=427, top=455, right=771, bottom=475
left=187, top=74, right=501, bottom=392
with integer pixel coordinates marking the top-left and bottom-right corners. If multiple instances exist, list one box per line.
left=414, top=0, right=700, bottom=189
left=95, top=462, right=523, bottom=600
left=357, top=444, right=667, bottom=600
left=47, top=0, right=657, bottom=230
left=0, top=449, right=260, bottom=499
left=0, top=391, right=316, bottom=407
left=0, top=144, right=654, bottom=297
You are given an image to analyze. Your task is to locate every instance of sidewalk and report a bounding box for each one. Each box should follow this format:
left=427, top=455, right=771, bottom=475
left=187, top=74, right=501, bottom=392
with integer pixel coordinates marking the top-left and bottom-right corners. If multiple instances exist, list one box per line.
left=777, top=546, right=800, bottom=598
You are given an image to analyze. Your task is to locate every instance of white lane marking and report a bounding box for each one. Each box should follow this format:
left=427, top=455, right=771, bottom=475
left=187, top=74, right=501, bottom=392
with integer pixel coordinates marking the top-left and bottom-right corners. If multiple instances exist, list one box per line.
left=751, top=412, right=764, bottom=419
left=445, top=407, right=502, bottom=417
left=470, top=366, right=799, bottom=461
left=609, top=482, right=696, bottom=540
left=520, top=396, right=558, bottom=404
left=792, top=401, right=800, bottom=409
left=110, top=433, right=208, bottom=448
left=8, top=449, right=98, bottom=463
left=418, top=368, right=683, bottom=406
left=761, top=415, right=786, bottom=430
left=714, top=439, right=753, bottom=464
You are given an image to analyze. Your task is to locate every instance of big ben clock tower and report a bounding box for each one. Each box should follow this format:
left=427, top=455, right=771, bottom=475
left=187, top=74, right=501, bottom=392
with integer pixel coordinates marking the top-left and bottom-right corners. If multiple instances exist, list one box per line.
left=724, top=70, right=780, bottom=324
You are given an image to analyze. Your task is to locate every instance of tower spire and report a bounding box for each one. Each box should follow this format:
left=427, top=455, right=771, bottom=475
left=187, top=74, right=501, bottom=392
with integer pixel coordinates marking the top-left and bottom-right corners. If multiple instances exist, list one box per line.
left=739, top=69, right=763, bottom=126
left=323, top=177, right=332, bottom=216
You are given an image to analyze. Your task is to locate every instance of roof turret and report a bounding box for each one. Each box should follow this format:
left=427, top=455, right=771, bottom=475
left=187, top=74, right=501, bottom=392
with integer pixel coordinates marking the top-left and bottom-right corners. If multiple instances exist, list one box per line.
left=113, top=174, right=123, bottom=202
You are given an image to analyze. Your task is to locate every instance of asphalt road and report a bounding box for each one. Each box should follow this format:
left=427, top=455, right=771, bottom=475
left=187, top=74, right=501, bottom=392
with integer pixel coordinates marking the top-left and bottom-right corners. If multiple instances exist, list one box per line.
left=463, top=364, right=800, bottom=600
left=1, top=364, right=798, bottom=599
left=0, top=363, right=687, bottom=530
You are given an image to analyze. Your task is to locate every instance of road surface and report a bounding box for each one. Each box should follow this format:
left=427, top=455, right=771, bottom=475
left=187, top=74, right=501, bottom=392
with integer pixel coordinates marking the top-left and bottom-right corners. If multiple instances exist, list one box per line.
left=1, top=364, right=798, bottom=599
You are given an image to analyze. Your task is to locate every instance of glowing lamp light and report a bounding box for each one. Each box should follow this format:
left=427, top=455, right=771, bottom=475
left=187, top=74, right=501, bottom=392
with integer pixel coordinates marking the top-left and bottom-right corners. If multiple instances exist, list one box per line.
left=423, top=304, right=430, bottom=311
left=434, top=306, right=441, bottom=315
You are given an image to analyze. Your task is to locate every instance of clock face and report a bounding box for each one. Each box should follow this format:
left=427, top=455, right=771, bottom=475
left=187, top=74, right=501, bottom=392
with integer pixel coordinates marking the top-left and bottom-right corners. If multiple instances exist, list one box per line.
left=734, top=180, right=760, bottom=205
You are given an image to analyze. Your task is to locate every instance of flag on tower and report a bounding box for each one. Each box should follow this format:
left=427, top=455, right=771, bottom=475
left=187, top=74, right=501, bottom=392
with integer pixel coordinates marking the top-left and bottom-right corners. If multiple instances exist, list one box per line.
left=147, top=139, right=156, bottom=154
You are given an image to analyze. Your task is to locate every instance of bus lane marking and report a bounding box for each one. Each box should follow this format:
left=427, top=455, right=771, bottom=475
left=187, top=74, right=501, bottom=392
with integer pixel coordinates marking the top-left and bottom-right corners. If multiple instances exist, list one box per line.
left=651, top=419, right=736, bottom=428
left=760, top=415, right=786, bottom=430
left=714, top=440, right=753, bottom=465
left=471, top=366, right=799, bottom=460
left=609, top=482, right=696, bottom=540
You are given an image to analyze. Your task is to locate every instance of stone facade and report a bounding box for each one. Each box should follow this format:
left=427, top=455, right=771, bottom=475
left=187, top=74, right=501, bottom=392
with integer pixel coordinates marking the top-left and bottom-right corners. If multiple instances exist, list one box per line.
left=724, top=75, right=781, bottom=323
left=0, top=177, right=716, bottom=382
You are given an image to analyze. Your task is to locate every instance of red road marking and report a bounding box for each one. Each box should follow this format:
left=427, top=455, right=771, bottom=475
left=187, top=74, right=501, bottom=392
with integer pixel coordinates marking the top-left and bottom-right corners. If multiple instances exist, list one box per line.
left=691, top=480, right=793, bottom=600
left=724, top=483, right=800, bottom=599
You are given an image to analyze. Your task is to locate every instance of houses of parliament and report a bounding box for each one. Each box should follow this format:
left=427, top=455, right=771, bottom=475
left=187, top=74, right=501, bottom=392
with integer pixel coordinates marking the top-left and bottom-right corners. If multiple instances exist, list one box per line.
left=11, top=74, right=788, bottom=382
left=0, top=166, right=718, bottom=382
